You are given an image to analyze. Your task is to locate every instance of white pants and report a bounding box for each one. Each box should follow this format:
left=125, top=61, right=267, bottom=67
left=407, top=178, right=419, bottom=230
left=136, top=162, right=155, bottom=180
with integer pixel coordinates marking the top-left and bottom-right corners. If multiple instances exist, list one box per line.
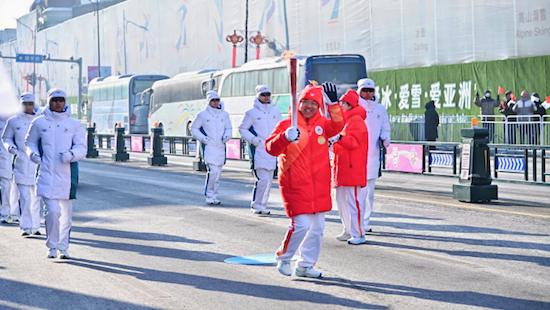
left=276, top=212, right=325, bottom=268
left=1, top=177, right=19, bottom=217
left=360, top=179, right=376, bottom=231
left=336, top=186, right=364, bottom=238
left=44, top=198, right=73, bottom=251
left=205, top=164, right=223, bottom=199
left=251, top=168, right=274, bottom=211
left=18, top=184, right=41, bottom=230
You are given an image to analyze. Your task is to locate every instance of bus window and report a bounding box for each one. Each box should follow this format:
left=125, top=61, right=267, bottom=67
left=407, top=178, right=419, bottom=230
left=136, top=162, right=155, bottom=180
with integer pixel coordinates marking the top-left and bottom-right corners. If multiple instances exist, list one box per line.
left=232, top=72, right=245, bottom=97
left=258, top=69, right=273, bottom=91
left=100, top=85, right=107, bottom=101
left=114, top=83, right=122, bottom=100
left=245, top=71, right=259, bottom=96
left=221, top=74, right=232, bottom=97
left=212, top=76, right=219, bottom=91
left=121, top=83, right=128, bottom=99
left=88, top=87, right=95, bottom=102
left=273, top=68, right=289, bottom=94
left=309, top=62, right=363, bottom=86
left=106, top=85, right=114, bottom=101
left=132, top=80, right=156, bottom=95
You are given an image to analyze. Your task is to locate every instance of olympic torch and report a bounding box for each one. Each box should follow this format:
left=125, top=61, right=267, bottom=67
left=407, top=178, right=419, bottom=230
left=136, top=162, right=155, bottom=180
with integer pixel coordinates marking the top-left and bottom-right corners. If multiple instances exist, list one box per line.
left=288, top=57, right=298, bottom=132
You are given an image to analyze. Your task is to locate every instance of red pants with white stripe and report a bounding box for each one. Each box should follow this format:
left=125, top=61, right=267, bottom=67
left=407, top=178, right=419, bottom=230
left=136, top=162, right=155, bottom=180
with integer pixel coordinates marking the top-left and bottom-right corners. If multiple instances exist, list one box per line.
left=276, top=212, right=325, bottom=268
left=336, top=186, right=364, bottom=238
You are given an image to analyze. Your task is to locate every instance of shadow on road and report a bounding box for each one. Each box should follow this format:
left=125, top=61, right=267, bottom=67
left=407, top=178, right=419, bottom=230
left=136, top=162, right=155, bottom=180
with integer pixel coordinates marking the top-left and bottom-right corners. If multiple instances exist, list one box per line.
left=65, top=258, right=387, bottom=309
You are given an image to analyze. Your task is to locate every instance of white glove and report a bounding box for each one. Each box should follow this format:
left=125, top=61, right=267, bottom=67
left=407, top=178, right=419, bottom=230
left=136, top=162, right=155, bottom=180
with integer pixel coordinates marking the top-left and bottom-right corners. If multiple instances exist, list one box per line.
left=8, top=145, right=18, bottom=155
left=222, top=134, right=231, bottom=144
left=201, top=137, right=212, bottom=145
left=382, top=138, right=390, bottom=148
left=61, top=150, right=73, bottom=163
left=284, top=127, right=300, bottom=142
left=251, top=137, right=262, bottom=147
left=328, top=134, right=341, bottom=144
left=30, top=153, right=41, bottom=164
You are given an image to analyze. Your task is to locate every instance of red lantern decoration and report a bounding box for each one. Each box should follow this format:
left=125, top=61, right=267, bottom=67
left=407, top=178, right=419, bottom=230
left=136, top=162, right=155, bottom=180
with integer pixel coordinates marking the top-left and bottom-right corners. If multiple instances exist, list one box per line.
left=249, top=31, right=269, bottom=60
left=226, top=30, right=244, bottom=68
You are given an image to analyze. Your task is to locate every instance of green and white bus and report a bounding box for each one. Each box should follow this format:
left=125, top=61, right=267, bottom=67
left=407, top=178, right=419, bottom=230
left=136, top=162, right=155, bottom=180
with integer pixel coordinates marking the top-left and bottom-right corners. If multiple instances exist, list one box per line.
left=88, top=74, right=168, bottom=134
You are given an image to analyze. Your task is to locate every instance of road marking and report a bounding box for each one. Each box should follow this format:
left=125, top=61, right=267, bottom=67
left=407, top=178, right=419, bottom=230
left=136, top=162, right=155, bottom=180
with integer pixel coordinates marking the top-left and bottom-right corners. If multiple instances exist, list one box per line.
left=0, top=301, right=44, bottom=310
left=377, top=194, right=550, bottom=219
left=110, top=274, right=172, bottom=299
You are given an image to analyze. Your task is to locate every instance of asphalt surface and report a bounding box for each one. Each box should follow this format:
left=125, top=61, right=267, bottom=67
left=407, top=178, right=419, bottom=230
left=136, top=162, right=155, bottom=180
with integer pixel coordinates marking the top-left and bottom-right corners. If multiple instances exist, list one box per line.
left=0, top=151, right=549, bottom=310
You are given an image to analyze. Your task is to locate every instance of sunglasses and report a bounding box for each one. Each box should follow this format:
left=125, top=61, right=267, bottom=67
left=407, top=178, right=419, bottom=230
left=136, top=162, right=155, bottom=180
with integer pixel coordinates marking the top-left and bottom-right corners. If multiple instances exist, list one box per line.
left=22, top=101, right=35, bottom=105
left=51, top=97, right=65, bottom=102
left=361, top=88, right=375, bottom=93
left=260, top=92, right=271, bottom=96
left=210, top=98, right=220, bottom=102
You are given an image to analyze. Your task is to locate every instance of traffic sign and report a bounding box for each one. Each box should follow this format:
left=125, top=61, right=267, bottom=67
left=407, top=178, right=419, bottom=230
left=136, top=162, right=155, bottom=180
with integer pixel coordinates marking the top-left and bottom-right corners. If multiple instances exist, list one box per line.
left=16, top=54, right=43, bottom=63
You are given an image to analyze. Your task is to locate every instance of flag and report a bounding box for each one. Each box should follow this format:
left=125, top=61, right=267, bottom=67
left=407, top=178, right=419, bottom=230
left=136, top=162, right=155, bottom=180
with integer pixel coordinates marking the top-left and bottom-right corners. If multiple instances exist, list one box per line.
left=546, top=96, right=550, bottom=103
left=498, top=86, right=505, bottom=94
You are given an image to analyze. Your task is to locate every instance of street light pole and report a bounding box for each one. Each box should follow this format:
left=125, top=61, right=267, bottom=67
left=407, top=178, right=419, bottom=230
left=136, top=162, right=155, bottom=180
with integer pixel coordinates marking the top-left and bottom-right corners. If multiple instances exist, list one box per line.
left=95, top=0, right=101, bottom=78
left=15, top=18, right=36, bottom=96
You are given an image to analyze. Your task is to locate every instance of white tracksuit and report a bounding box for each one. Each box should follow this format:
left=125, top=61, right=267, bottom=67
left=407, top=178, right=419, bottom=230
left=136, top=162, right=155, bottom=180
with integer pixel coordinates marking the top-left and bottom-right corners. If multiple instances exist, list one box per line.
left=357, top=96, right=390, bottom=231
left=238, top=98, right=282, bottom=211
left=2, top=109, right=41, bottom=230
left=335, top=186, right=364, bottom=238
left=190, top=103, right=232, bottom=200
left=25, top=102, right=86, bottom=250
left=0, top=117, right=20, bottom=219
left=276, top=212, right=325, bottom=268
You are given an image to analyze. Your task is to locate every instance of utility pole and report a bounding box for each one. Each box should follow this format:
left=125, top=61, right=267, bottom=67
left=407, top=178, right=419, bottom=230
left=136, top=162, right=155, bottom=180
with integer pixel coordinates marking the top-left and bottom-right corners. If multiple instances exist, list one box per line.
left=244, top=0, right=249, bottom=63
left=95, top=0, right=101, bottom=77
left=15, top=18, right=36, bottom=96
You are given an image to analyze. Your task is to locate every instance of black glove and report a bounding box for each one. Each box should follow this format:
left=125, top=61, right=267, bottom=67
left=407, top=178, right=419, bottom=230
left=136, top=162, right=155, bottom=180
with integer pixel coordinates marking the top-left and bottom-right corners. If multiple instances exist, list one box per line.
left=322, top=82, right=338, bottom=103
left=496, top=94, right=500, bottom=102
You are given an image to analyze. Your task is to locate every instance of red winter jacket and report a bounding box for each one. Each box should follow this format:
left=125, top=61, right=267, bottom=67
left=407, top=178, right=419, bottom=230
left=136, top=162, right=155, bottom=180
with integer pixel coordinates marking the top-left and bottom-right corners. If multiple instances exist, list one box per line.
left=266, top=104, right=345, bottom=217
left=332, top=105, right=368, bottom=187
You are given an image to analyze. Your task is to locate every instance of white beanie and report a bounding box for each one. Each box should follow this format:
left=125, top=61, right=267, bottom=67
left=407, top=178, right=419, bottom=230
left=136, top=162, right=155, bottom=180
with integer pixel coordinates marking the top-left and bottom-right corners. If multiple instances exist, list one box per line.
left=255, top=85, right=271, bottom=98
left=20, top=92, right=35, bottom=104
left=47, top=88, right=67, bottom=105
left=357, top=78, right=375, bottom=90
left=206, top=90, right=220, bottom=102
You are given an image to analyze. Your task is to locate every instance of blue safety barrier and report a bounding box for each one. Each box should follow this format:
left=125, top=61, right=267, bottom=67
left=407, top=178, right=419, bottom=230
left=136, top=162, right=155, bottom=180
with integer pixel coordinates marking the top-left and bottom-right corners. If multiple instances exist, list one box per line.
left=431, top=154, right=454, bottom=166
left=496, top=157, right=525, bottom=171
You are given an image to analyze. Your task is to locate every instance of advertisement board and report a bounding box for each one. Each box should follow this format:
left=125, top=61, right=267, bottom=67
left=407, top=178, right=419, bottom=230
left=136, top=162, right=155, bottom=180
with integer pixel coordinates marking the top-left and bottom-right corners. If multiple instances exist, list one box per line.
left=385, top=144, right=423, bottom=174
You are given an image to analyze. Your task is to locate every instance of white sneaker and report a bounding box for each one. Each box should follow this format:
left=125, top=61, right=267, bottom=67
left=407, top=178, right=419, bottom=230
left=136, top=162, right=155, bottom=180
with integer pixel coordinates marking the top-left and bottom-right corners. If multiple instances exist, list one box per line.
left=0, top=216, right=8, bottom=223
left=10, top=215, right=20, bottom=222
left=47, top=248, right=57, bottom=258
left=21, top=228, right=31, bottom=236
left=205, top=197, right=215, bottom=204
left=251, top=208, right=262, bottom=214
left=347, top=236, right=367, bottom=245
left=212, top=199, right=221, bottom=205
left=295, top=266, right=322, bottom=278
left=59, top=250, right=71, bottom=259
left=336, top=233, right=351, bottom=241
left=277, top=260, right=292, bottom=276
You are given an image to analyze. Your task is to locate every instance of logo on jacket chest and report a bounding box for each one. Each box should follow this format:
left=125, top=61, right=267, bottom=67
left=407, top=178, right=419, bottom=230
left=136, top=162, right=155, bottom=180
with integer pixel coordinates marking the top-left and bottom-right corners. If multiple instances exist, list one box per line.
left=315, top=126, right=323, bottom=135
left=63, top=127, right=69, bottom=133
left=16, top=127, right=21, bottom=130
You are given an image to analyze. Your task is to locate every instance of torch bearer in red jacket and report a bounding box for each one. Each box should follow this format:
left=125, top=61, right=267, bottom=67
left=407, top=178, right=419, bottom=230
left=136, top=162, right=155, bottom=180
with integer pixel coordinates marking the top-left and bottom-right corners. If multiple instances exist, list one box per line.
left=226, top=30, right=243, bottom=68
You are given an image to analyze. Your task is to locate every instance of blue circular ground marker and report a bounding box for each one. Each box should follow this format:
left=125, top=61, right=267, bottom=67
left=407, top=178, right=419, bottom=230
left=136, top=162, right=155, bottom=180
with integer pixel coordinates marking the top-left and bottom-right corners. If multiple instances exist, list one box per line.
left=224, top=254, right=298, bottom=265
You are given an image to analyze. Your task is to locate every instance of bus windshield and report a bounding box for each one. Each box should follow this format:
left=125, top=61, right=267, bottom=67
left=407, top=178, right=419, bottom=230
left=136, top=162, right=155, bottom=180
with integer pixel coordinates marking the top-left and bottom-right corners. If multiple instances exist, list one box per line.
left=309, top=62, right=364, bottom=86
left=132, top=80, right=157, bottom=95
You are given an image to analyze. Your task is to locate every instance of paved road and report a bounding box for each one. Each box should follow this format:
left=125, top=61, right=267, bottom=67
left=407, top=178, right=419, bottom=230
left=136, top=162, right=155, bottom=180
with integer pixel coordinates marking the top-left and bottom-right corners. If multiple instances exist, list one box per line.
left=0, top=151, right=549, bottom=309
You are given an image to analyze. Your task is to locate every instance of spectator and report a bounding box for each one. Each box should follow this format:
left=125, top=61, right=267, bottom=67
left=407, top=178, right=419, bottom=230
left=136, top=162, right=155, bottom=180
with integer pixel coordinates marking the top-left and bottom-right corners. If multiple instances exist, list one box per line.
left=424, top=100, right=439, bottom=150
left=512, top=90, right=537, bottom=144
left=498, top=91, right=517, bottom=144
left=191, top=91, right=232, bottom=205
left=25, top=88, right=86, bottom=259
left=266, top=82, right=344, bottom=278
left=530, top=92, right=547, bottom=145
left=238, top=85, right=282, bottom=214
left=474, top=90, right=500, bottom=142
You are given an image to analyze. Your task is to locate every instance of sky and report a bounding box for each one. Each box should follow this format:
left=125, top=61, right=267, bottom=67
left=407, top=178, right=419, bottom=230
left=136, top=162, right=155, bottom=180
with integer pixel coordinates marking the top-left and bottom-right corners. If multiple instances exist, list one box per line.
left=0, top=0, right=35, bottom=30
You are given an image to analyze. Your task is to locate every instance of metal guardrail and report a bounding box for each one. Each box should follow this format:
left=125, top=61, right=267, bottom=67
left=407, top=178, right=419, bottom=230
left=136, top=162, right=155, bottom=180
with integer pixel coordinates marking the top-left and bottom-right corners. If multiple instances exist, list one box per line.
left=381, top=141, right=550, bottom=186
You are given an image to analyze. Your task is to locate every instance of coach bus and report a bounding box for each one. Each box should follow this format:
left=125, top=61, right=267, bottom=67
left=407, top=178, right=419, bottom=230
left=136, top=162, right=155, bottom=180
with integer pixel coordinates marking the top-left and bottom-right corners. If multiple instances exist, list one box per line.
left=146, top=54, right=367, bottom=137
left=88, top=74, right=169, bottom=134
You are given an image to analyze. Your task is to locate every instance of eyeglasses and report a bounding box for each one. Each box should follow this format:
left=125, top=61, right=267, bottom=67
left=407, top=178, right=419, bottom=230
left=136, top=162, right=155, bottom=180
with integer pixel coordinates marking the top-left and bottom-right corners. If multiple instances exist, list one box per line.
left=22, top=101, right=35, bottom=105
left=361, top=88, right=375, bottom=93
left=210, top=98, right=220, bottom=102
left=51, top=97, right=65, bottom=102
left=260, top=92, right=271, bottom=96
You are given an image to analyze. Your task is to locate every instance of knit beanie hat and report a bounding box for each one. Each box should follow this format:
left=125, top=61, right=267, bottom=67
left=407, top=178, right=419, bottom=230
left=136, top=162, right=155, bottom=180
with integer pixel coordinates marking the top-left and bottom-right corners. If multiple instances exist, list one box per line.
left=20, top=92, right=35, bottom=104
left=298, top=84, right=323, bottom=105
left=255, top=85, right=271, bottom=99
left=357, top=78, right=375, bottom=91
left=47, top=88, right=67, bottom=104
left=206, top=90, right=220, bottom=102
left=339, top=90, right=359, bottom=107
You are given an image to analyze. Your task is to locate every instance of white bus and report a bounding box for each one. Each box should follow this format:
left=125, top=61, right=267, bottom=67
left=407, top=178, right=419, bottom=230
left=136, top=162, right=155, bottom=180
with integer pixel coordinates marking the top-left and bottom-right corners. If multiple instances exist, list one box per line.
left=147, top=54, right=367, bottom=137
left=88, top=74, right=169, bottom=134
left=143, top=69, right=218, bottom=136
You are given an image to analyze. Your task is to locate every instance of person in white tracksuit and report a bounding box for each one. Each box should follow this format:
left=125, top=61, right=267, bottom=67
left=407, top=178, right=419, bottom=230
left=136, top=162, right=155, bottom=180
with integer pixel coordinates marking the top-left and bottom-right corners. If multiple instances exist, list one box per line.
left=191, top=91, right=232, bottom=205
left=25, top=88, right=86, bottom=259
left=0, top=115, right=20, bottom=223
left=238, top=85, right=282, bottom=214
left=2, top=93, right=42, bottom=235
left=356, top=78, right=391, bottom=233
